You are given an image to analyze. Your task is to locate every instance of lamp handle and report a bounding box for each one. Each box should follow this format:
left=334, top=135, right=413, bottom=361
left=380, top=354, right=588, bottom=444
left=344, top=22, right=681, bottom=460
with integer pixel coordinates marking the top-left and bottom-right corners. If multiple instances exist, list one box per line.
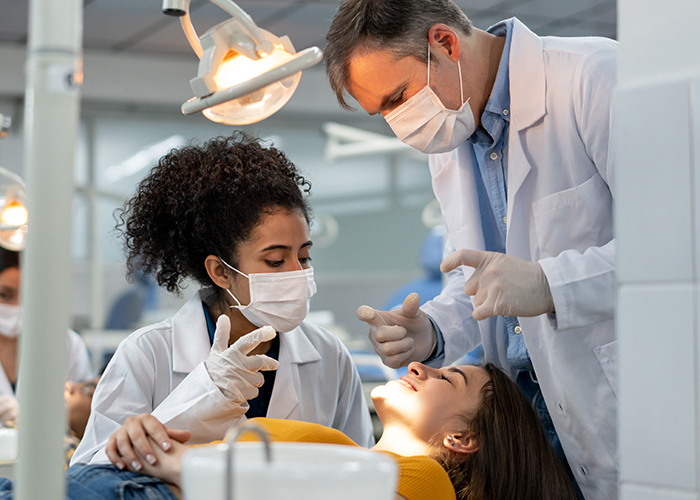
left=209, top=0, right=273, bottom=56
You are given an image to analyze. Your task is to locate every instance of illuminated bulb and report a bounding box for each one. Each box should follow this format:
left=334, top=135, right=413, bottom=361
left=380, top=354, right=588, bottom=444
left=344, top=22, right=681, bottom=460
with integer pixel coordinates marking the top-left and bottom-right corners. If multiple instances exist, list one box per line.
left=1, top=200, right=28, bottom=226
left=213, top=45, right=295, bottom=91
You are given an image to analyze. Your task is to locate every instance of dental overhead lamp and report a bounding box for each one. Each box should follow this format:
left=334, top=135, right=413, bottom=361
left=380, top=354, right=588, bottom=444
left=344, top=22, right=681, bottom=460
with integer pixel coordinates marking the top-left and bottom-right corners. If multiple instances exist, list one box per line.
left=0, top=115, right=28, bottom=252
left=163, top=0, right=323, bottom=125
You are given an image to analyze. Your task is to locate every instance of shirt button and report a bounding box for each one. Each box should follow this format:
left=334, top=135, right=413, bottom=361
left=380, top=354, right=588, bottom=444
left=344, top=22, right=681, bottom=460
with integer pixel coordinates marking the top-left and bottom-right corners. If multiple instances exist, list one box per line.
left=514, top=326, right=522, bottom=334
left=580, top=465, right=588, bottom=476
left=557, top=402, right=564, bottom=412
left=490, top=152, right=498, bottom=160
left=502, top=215, right=507, bottom=224
left=503, top=108, right=509, bottom=116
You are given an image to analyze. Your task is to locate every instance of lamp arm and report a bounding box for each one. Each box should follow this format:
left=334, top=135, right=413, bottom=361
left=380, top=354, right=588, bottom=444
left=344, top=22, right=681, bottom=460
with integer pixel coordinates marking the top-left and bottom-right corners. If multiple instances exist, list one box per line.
left=209, top=0, right=273, bottom=56
left=181, top=8, right=203, bottom=58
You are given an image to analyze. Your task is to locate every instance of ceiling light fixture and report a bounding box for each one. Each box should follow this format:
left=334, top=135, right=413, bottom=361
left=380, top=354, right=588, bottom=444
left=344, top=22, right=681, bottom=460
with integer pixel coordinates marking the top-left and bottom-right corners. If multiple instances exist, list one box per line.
left=163, top=0, right=323, bottom=125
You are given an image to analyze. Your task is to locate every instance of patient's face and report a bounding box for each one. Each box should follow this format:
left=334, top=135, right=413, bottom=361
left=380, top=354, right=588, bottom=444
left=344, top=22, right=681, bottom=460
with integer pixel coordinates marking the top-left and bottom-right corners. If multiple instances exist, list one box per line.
left=372, top=363, right=489, bottom=442
left=228, top=208, right=312, bottom=307
left=65, top=378, right=99, bottom=439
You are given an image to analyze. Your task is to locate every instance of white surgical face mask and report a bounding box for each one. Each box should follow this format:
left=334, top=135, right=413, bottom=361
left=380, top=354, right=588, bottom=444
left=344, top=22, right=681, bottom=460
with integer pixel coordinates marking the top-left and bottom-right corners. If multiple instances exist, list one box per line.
left=385, top=44, right=476, bottom=154
left=220, top=258, right=317, bottom=333
left=0, top=303, right=21, bottom=338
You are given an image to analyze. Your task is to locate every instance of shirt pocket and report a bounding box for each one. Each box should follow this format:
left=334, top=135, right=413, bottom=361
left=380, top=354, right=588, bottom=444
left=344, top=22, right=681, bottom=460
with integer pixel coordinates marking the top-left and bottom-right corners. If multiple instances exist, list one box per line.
left=531, top=172, right=613, bottom=259
left=593, top=339, right=617, bottom=398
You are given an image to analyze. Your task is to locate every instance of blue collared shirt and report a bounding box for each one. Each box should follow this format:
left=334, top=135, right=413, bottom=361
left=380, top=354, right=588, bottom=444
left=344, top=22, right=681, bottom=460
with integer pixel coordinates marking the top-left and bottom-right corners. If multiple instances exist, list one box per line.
left=428, top=18, right=531, bottom=371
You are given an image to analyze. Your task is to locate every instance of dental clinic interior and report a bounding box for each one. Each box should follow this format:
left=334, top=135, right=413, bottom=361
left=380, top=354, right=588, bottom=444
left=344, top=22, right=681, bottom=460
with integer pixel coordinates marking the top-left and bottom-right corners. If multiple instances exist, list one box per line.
left=0, top=0, right=696, bottom=499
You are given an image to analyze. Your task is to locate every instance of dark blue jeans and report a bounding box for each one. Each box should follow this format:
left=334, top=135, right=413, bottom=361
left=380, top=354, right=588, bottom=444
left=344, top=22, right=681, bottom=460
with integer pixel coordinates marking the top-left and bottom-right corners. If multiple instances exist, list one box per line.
left=0, top=464, right=178, bottom=500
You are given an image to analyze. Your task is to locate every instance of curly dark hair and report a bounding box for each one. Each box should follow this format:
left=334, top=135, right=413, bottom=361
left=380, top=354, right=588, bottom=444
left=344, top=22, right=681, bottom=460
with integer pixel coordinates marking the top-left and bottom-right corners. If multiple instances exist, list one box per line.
left=115, top=132, right=312, bottom=293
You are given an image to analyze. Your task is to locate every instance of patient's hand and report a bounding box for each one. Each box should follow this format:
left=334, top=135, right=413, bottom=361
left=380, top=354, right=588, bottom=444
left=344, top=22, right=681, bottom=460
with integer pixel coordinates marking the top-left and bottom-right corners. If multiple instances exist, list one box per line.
left=106, top=413, right=191, bottom=471
left=134, top=436, right=188, bottom=487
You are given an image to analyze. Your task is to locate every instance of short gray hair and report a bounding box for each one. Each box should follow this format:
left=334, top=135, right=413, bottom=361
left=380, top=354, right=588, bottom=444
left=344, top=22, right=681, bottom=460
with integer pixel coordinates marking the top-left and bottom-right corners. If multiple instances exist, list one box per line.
left=324, top=0, right=473, bottom=110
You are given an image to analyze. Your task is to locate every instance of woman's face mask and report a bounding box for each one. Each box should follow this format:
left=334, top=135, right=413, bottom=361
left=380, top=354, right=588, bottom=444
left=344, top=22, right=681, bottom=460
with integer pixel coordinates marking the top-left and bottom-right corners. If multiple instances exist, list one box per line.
left=385, top=43, right=476, bottom=154
left=220, top=258, right=317, bottom=333
left=0, top=303, right=21, bottom=338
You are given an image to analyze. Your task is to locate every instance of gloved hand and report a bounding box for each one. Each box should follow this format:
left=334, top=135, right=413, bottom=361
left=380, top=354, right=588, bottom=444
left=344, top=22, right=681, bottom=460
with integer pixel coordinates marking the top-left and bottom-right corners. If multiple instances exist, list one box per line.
left=0, top=395, right=18, bottom=424
left=205, top=315, right=280, bottom=404
left=441, top=249, right=555, bottom=320
left=356, top=293, right=436, bottom=369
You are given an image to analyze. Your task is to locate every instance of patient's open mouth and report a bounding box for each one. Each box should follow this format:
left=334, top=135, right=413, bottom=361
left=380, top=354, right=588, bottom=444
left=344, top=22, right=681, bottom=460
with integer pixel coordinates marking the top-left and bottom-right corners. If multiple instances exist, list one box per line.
left=398, top=377, right=416, bottom=391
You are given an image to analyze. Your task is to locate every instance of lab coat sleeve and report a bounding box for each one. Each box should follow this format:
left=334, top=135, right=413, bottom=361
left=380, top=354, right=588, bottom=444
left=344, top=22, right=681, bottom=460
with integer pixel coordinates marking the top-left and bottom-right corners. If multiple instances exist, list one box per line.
left=539, top=44, right=617, bottom=332
left=150, top=362, right=248, bottom=443
left=66, top=330, right=93, bottom=382
left=420, top=239, right=483, bottom=366
left=331, top=342, right=375, bottom=448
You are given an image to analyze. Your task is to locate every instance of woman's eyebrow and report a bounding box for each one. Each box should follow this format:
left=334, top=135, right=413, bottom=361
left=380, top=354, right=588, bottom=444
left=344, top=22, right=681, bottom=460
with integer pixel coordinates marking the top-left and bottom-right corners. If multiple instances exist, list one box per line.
left=448, top=367, right=468, bottom=387
left=260, top=240, right=313, bottom=252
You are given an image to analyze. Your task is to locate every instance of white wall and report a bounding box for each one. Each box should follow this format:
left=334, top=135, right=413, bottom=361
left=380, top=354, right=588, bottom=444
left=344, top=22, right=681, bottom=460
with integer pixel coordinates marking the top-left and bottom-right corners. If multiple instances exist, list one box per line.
left=616, top=1, right=700, bottom=499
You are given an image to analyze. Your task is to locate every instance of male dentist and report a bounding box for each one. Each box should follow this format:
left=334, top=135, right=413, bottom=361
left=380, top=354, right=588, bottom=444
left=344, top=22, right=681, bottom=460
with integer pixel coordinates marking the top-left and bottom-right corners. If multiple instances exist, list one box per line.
left=324, top=1, right=617, bottom=499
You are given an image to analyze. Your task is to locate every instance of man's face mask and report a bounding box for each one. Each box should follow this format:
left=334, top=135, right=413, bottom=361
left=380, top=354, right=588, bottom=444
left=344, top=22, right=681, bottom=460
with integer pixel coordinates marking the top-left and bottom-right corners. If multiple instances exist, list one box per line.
left=385, top=42, right=476, bottom=154
left=220, top=258, right=317, bottom=333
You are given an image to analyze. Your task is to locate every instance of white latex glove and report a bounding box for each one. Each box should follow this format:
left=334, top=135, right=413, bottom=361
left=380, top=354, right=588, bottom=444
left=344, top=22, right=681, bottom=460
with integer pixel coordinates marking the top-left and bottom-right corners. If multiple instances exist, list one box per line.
left=356, top=293, right=436, bottom=369
left=0, top=395, right=18, bottom=424
left=441, top=249, right=555, bottom=320
left=205, top=315, right=280, bottom=404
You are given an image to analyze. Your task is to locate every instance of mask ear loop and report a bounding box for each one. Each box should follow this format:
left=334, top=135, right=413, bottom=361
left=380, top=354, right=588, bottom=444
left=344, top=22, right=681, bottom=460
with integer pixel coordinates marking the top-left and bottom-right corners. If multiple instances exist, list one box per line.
left=429, top=40, right=465, bottom=105
left=427, top=43, right=431, bottom=87
left=220, top=257, right=249, bottom=308
left=457, top=59, right=464, bottom=105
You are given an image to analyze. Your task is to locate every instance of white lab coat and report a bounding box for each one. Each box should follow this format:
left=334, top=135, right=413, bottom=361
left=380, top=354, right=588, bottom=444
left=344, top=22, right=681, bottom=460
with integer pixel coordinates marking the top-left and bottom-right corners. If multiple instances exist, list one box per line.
left=421, top=18, right=617, bottom=500
left=72, top=290, right=373, bottom=465
left=0, top=329, right=93, bottom=397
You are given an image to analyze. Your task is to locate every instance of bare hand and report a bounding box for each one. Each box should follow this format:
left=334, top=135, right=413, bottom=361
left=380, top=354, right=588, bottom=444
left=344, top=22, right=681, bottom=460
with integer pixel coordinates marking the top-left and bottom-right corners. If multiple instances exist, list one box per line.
left=105, top=413, right=191, bottom=472
left=134, top=436, right=188, bottom=487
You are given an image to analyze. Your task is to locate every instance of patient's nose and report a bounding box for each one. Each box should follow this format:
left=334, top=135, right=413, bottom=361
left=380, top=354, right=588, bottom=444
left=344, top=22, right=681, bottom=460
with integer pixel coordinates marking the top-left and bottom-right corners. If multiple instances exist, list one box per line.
left=407, top=362, right=428, bottom=379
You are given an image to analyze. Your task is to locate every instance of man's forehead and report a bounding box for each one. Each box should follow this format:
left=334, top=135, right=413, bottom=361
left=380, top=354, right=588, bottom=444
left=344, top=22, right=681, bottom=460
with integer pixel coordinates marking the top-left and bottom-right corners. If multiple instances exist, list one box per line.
left=347, top=49, right=423, bottom=111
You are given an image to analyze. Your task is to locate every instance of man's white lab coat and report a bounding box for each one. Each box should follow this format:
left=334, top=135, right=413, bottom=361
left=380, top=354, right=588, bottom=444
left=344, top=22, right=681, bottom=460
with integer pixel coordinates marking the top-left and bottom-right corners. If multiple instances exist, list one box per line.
left=422, top=18, right=618, bottom=500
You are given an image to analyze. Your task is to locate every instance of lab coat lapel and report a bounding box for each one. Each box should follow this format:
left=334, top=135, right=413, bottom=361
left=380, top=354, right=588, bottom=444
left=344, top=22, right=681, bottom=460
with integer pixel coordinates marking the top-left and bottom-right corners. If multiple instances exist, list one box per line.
left=429, top=143, right=485, bottom=271
left=0, top=365, right=13, bottom=397
left=267, top=325, right=321, bottom=420
left=505, top=18, right=545, bottom=259
left=172, top=291, right=213, bottom=374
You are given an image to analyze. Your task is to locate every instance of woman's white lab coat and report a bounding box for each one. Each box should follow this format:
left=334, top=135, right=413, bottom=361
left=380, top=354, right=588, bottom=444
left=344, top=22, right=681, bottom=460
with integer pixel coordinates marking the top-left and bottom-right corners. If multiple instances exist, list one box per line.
left=421, top=18, right=617, bottom=500
left=0, top=329, right=92, bottom=397
left=72, top=290, right=373, bottom=465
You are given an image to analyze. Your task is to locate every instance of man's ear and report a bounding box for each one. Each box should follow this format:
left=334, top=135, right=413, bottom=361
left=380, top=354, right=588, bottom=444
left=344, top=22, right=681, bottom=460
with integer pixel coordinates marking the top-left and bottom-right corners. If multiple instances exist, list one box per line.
left=204, top=255, right=233, bottom=289
left=428, top=23, right=462, bottom=62
left=443, top=431, right=479, bottom=455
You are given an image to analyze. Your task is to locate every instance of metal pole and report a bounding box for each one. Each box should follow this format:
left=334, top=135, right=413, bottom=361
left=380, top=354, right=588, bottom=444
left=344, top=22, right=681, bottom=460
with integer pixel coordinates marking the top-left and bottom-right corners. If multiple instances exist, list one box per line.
left=16, top=0, right=82, bottom=498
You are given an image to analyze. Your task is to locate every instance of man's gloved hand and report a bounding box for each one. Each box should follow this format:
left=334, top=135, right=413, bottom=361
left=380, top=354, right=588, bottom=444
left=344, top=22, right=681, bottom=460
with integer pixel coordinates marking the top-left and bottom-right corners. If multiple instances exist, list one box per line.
left=205, top=315, right=280, bottom=404
left=441, top=249, right=555, bottom=320
left=356, top=293, right=436, bottom=369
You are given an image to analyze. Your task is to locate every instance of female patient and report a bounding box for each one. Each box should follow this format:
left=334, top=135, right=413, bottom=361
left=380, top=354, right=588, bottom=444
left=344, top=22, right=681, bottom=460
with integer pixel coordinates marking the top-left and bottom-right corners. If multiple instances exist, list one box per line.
left=15, top=362, right=577, bottom=500
left=71, top=133, right=373, bottom=467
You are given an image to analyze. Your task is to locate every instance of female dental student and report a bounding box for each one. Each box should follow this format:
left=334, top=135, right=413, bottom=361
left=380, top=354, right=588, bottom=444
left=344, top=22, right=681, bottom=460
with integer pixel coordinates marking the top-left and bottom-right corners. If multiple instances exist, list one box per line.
left=71, top=133, right=373, bottom=467
left=0, top=248, right=92, bottom=421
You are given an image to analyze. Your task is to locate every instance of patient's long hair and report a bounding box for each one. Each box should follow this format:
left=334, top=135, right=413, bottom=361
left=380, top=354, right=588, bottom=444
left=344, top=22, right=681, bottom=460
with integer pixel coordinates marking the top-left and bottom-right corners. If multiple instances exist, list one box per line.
left=431, top=363, right=577, bottom=500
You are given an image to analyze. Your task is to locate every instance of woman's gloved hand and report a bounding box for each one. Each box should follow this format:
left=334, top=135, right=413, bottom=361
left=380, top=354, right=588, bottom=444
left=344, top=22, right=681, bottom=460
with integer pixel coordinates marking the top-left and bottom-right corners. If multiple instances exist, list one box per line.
left=356, top=293, right=436, bottom=369
left=205, top=315, right=280, bottom=404
left=0, top=394, right=19, bottom=424
left=441, top=249, right=555, bottom=320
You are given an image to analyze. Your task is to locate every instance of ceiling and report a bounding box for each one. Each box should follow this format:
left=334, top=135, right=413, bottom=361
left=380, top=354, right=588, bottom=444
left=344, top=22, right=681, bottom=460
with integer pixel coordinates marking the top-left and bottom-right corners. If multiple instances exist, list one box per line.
left=0, top=0, right=616, bottom=59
